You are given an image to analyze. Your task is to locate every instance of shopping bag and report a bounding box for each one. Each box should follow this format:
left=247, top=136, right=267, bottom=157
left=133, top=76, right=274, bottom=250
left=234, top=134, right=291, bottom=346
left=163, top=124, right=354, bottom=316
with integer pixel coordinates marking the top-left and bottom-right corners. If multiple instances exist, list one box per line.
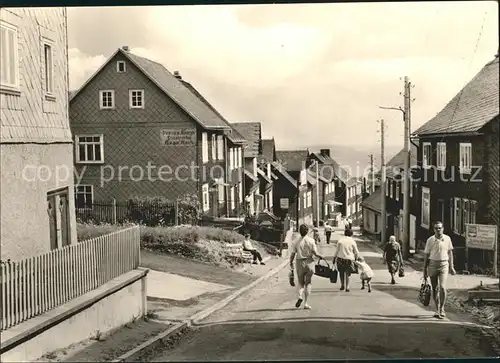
left=314, top=259, right=333, bottom=278
left=398, top=266, right=405, bottom=277
left=289, top=269, right=295, bottom=287
left=330, top=267, right=338, bottom=283
left=418, top=278, right=432, bottom=306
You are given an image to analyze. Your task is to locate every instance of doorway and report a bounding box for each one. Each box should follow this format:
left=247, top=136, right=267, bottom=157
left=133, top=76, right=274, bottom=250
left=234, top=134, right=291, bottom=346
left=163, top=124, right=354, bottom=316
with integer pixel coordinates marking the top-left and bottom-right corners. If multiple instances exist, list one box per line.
left=47, top=188, right=71, bottom=250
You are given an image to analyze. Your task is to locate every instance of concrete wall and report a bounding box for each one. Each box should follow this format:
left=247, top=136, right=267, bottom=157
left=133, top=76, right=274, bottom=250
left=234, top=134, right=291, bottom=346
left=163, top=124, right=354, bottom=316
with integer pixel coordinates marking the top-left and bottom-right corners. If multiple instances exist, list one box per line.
left=0, top=143, right=77, bottom=261
left=0, top=270, right=147, bottom=362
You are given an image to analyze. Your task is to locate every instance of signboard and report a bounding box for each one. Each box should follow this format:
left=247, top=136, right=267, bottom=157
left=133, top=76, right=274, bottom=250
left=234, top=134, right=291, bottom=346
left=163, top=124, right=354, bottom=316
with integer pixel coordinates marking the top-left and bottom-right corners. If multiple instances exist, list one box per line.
left=160, top=128, right=196, bottom=146
left=465, top=224, right=497, bottom=251
left=280, top=198, right=289, bottom=209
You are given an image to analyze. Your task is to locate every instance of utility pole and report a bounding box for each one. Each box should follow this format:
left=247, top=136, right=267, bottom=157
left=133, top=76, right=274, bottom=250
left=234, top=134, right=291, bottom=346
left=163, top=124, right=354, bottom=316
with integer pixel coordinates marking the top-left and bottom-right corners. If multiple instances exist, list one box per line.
left=369, top=153, right=375, bottom=193
left=378, top=119, right=387, bottom=244
left=379, top=76, right=414, bottom=260
left=315, top=160, right=320, bottom=226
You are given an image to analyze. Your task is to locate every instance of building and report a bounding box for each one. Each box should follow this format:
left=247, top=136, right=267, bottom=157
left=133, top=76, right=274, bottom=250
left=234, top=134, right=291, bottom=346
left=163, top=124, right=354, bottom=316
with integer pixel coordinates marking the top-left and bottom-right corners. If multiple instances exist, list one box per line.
left=412, top=54, right=499, bottom=272
left=276, top=150, right=311, bottom=225
left=174, top=71, right=246, bottom=217
left=69, top=47, right=236, bottom=217
left=270, top=161, right=299, bottom=221
left=308, top=149, right=360, bottom=224
left=231, top=122, right=267, bottom=215
left=384, top=144, right=419, bottom=251
left=360, top=188, right=383, bottom=236
left=1, top=8, right=77, bottom=261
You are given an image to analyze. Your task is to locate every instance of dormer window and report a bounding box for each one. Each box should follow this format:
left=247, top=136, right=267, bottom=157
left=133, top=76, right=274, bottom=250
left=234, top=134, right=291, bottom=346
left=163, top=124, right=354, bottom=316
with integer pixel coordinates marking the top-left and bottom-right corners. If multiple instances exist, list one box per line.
left=117, top=61, right=126, bottom=73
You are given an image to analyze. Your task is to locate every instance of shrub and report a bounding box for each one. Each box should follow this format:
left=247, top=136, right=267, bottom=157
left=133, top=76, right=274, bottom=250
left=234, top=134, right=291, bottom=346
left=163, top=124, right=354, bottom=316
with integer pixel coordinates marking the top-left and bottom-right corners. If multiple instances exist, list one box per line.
left=77, top=223, right=124, bottom=241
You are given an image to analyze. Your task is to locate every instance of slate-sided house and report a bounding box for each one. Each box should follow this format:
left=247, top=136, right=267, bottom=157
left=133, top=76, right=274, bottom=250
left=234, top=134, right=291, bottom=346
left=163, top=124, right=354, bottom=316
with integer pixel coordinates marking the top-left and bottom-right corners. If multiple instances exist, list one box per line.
left=1, top=8, right=78, bottom=261
left=412, top=54, right=499, bottom=272
left=384, top=144, right=419, bottom=251
left=360, top=188, right=383, bottom=235
left=276, top=150, right=311, bottom=226
left=231, top=122, right=269, bottom=215
left=172, top=71, right=246, bottom=217
left=257, top=138, right=280, bottom=215
left=270, top=161, right=299, bottom=221
left=308, top=149, right=361, bottom=223
left=69, top=47, right=232, bottom=217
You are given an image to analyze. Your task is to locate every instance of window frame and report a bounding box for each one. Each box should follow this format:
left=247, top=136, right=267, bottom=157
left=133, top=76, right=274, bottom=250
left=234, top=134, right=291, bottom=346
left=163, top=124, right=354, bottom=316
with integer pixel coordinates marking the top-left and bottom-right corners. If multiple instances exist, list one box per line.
left=421, top=187, right=430, bottom=229
left=238, top=181, right=243, bottom=203
left=129, top=89, right=144, bottom=109
left=217, top=135, right=224, bottom=160
left=211, top=134, right=217, bottom=161
left=75, top=134, right=104, bottom=164
left=117, top=61, right=126, bottom=73
left=74, top=184, right=94, bottom=209
left=0, top=21, right=20, bottom=90
left=436, top=142, right=446, bottom=170
left=99, top=89, right=115, bottom=109
left=202, top=183, right=210, bottom=211
left=459, top=142, right=472, bottom=174
left=395, top=181, right=400, bottom=202
left=422, top=142, right=432, bottom=169
left=202, top=132, right=209, bottom=163
left=42, top=39, right=55, bottom=96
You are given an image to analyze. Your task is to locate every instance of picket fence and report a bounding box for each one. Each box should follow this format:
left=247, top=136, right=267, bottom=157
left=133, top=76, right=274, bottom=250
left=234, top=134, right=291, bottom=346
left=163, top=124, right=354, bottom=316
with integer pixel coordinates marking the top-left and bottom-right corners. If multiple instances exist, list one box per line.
left=0, top=225, right=140, bottom=331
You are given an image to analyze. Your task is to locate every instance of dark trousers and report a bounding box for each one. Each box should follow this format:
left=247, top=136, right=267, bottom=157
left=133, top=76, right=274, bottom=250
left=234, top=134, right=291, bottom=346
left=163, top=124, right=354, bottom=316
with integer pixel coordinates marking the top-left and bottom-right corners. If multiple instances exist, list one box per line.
left=325, top=231, right=332, bottom=243
left=244, top=248, right=262, bottom=262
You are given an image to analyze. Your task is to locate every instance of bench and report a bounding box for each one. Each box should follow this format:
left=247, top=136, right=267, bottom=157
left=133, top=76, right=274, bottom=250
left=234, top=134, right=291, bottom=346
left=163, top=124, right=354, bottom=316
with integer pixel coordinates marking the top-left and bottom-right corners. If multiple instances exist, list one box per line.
left=224, top=243, right=254, bottom=262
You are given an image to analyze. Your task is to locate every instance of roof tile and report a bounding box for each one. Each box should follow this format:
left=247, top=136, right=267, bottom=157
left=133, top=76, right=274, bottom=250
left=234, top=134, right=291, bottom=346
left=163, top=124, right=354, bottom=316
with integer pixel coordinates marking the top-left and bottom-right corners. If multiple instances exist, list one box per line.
left=231, top=122, right=262, bottom=157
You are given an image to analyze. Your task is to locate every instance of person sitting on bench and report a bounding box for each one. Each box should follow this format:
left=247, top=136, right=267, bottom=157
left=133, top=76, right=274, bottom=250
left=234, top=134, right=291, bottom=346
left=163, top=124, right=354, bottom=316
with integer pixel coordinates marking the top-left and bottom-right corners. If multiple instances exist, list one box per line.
left=243, top=234, right=265, bottom=265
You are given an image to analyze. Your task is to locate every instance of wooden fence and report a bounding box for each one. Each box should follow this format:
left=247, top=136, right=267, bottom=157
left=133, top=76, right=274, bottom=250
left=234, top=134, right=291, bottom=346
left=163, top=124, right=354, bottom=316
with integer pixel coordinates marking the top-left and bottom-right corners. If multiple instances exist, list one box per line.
left=0, top=225, right=140, bottom=331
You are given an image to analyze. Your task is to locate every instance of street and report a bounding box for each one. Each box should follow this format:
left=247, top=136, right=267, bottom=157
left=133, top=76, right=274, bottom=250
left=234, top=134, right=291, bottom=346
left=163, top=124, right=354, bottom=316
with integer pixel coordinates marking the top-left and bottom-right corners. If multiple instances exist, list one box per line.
left=147, top=233, right=498, bottom=360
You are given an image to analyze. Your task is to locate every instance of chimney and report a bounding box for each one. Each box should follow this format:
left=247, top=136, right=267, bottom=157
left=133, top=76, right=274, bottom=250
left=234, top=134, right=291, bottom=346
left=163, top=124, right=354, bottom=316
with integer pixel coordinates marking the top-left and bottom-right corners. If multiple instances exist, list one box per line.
left=173, top=71, right=182, bottom=80
left=122, top=46, right=129, bottom=52
left=320, top=149, right=330, bottom=157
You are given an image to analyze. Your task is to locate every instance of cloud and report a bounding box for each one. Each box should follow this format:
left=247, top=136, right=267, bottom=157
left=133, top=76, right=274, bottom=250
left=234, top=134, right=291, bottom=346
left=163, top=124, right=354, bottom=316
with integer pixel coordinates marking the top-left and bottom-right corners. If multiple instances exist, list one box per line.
left=67, top=2, right=499, bottom=148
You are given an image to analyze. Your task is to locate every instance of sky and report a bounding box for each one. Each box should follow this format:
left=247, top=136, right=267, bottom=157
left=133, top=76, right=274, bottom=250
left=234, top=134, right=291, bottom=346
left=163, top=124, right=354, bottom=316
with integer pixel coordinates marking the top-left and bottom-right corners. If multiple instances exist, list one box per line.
left=67, top=1, right=499, bottom=150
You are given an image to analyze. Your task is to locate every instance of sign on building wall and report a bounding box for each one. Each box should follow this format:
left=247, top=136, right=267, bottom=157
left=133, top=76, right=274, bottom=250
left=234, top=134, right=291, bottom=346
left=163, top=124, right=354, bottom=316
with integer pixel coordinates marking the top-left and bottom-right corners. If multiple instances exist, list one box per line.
left=280, top=198, right=289, bottom=209
left=160, top=129, right=196, bottom=146
left=465, top=224, right=497, bottom=250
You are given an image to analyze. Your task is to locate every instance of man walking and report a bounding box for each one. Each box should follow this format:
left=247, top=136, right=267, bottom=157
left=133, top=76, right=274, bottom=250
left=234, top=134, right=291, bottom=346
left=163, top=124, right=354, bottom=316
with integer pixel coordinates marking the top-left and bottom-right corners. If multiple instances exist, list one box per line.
left=324, top=221, right=333, bottom=244
left=289, top=224, right=323, bottom=309
left=423, top=221, right=456, bottom=319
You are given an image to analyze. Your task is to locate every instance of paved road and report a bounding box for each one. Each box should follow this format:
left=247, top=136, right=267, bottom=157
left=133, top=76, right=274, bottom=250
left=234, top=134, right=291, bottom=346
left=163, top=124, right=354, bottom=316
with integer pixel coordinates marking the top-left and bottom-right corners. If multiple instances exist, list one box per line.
left=147, top=233, right=498, bottom=360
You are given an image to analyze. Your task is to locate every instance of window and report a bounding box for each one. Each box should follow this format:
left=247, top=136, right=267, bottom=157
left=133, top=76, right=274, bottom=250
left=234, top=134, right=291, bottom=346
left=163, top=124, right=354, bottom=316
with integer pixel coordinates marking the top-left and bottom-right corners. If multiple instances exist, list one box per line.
left=385, top=180, right=389, bottom=196
left=202, top=132, right=208, bottom=163
left=410, top=179, right=413, bottom=198
left=43, top=42, right=54, bottom=95
left=307, top=191, right=312, bottom=208
left=459, top=143, right=472, bottom=173
left=229, top=148, right=234, bottom=170
left=302, top=193, right=307, bottom=210
left=437, top=142, right=446, bottom=170
left=211, top=135, right=217, bottom=160
left=202, top=183, right=210, bottom=211
left=75, top=135, right=104, bottom=163
left=238, top=182, right=243, bottom=202
left=452, top=197, right=477, bottom=235
left=421, top=187, right=430, bottom=229
left=117, top=61, right=126, bottom=73
left=389, top=180, right=393, bottom=199
left=253, top=158, right=258, bottom=177
left=99, top=90, right=115, bottom=109
left=395, top=182, right=400, bottom=201
left=0, top=21, right=19, bottom=89
left=230, top=187, right=235, bottom=210
left=269, top=189, right=273, bottom=208
left=129, top=89, right=144, bottom=108
left=217, top=177, right=225, bottom=203
left=238, top=147, right=242, bottom=168
left=75, top=185, right=93, bottom=209
left=422, top=142, right=432, bottom=168
left=217, top=136, right=224, bottom=160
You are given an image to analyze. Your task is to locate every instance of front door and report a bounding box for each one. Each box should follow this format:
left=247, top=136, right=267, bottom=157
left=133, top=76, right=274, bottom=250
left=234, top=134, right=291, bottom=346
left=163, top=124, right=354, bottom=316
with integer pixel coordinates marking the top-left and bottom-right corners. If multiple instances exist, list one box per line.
left=47, top=188, right=71, bottom=250
left=437, top=199, right=445, bottom=230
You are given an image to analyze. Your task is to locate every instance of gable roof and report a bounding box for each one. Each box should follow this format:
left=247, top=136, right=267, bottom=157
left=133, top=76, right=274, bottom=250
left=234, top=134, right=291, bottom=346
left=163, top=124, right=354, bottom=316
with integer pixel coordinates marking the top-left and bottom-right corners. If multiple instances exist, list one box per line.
left=360, top=188, right=383, bottom=213
left=310, top=152, right=351, bottom=184
left=385, top=143, right=418, bottom=178
left=275, top=150, right=308, bottom=172
left=413, top=56, right=499, bottom=136
left=260, top=138, right=276, bottom=163
left=70, top=48, right=231, bottom=131
left=257, top=168, right=272, bottom=183
left=231, top=122, right=262, bottom=157
left=271, top=162, right=298, bottom=188
left=179, top=78, right=245, bottom=144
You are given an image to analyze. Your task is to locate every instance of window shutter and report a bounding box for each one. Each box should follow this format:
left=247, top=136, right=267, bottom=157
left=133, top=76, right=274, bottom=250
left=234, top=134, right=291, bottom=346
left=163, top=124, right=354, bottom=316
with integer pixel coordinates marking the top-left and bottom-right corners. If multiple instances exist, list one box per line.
left=450, top=197, right=454, bottom=232
left=470, top=200, right=477, bottom=224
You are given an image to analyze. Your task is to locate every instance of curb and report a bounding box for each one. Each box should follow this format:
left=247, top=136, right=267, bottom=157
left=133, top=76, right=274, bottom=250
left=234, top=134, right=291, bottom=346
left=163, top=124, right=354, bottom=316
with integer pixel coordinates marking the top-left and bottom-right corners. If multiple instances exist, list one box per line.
left=112, top=258, right=289, bottom=362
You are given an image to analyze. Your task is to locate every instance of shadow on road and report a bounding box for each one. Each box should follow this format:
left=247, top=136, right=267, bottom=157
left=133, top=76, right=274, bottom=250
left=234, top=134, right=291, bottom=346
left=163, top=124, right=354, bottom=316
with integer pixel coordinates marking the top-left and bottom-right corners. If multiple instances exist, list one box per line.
left=148, top=318, right=497, bottom=361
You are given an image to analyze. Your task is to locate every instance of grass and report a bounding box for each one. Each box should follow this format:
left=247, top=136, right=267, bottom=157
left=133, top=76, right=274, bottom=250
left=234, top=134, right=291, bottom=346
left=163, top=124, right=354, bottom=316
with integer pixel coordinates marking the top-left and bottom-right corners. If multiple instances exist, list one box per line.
left=76, top=223, right=275, bottom=267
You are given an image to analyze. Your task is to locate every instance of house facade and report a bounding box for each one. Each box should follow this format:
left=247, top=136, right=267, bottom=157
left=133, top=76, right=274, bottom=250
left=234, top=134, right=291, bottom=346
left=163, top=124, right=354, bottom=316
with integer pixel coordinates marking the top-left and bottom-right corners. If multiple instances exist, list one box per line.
left=1, top=8, right=77, bottom=261
left=412, top=55, right=499, bottom=272
left=360, top=188, right=383, bottom=235
left=69, top=47, right=234, bottom=217
left=384, top=144, right=419, bottom=251
left=175, top=72, right=246, bottom=217
left=270, top=161, right=299, bottom=221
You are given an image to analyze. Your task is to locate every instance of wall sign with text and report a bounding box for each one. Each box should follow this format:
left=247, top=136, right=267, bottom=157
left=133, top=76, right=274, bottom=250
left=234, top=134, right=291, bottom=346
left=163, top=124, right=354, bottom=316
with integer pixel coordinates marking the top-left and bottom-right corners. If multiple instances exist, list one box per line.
left=160, top=128, right=196, bottom=146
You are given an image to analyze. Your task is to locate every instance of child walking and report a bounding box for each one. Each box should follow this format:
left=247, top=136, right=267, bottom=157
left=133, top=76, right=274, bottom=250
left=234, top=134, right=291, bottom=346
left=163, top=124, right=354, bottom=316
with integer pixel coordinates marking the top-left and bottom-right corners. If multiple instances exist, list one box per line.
left=354, top=256, right=374, bottom=292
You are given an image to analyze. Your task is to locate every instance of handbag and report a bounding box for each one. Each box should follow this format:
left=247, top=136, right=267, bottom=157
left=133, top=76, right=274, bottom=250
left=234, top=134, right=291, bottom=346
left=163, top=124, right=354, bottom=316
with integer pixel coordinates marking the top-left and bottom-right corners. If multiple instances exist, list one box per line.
left=314, top=258, right=333, bottom=278
left=289, top=269, right=295, bottom=287
left=398, top=266, right=405, bottom=277
left=330, top=265, right=338, bottom=283
left=418, top=278, right=432, bottom=306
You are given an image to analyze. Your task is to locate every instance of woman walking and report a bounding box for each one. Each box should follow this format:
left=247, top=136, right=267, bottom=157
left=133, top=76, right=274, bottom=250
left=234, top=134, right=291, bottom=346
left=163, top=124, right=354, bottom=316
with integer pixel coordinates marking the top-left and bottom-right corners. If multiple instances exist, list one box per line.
left=332, top=229, right=360, bottom=292
left=383, top=235, right=404, bottom=284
